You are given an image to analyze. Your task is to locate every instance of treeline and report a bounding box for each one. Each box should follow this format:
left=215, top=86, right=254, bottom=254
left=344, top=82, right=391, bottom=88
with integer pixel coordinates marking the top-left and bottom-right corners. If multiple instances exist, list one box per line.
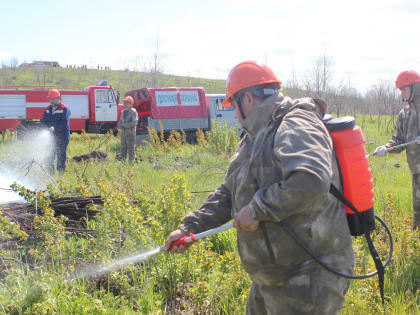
left=283, top=53, right=401, bottom=117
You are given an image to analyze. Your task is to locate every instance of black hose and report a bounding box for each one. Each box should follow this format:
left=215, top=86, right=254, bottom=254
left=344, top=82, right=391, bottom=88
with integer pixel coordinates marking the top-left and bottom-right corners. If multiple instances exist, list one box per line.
left=279, top=215, right=394, bottom=279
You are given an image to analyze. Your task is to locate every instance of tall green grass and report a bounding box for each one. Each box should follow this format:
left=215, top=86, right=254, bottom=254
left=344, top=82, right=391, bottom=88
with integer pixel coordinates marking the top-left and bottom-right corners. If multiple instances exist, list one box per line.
left=0, top=117, right=418, bottom=314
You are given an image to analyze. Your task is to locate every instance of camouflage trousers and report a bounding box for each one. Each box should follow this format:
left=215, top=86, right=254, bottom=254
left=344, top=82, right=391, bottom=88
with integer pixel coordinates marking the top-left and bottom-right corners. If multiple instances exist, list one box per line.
left=246, top=266, right=350, bottom=315
left=120, top=129, right=136, bottom=162
left=412, top=174, right=420, bottom=229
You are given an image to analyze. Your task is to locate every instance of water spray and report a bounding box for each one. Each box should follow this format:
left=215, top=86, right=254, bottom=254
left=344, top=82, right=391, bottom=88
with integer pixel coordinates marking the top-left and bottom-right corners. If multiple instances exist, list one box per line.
left=70, top=222, right=234, bottom=280
left=0, top=129, right=54, bottom=204
left=368, top=136, right=420, bottom=157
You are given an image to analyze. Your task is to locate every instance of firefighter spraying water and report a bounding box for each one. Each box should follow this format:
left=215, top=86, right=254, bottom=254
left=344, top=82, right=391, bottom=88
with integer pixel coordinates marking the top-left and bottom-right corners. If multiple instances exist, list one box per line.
left=40, top=89, right=71, bottom=174
left=160, top=61, right=394, bottom=314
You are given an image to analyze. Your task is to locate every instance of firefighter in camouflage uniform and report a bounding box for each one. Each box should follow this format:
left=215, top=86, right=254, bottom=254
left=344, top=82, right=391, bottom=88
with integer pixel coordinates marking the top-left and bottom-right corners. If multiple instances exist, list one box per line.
left=117, top=96, right=138, bottom=163
left=165, top=61, right=354, bottom=315
left=375, top=70, right=420, bottom=230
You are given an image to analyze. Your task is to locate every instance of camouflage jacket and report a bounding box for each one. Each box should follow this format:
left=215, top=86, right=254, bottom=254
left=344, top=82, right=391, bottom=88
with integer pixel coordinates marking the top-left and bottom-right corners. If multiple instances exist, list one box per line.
left=180, top=93, right=354, bottom=286
left=118, top=108, right=138, bottom=130
left=386, top=82, right=420, bottom=174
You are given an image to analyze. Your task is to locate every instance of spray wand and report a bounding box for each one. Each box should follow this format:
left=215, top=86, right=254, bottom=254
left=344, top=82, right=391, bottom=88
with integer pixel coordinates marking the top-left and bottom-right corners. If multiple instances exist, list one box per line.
left=70, top=222, right=234, bottom=280
left=368, top=136, right=420, bottom=157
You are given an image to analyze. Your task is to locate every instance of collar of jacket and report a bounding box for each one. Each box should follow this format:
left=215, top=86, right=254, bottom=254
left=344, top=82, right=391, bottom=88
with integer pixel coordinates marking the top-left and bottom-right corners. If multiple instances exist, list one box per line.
left=274, top=96, right=322, bottom=116
left=242, top=93, right=325, bottom=140
left=241, top=93, right=284, bottom=140
left=49, top=103, right=65, bottom=111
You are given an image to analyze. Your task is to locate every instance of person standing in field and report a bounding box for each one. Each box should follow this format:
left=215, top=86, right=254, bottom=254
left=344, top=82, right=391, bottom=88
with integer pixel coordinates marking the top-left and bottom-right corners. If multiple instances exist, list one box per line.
left=117, top=96, right=138, bottom=163
left=40, top=89, right=71, bottom=174
left=165, top=61, right=353, bottom=314
left=374, top=70, right=420, bottom=230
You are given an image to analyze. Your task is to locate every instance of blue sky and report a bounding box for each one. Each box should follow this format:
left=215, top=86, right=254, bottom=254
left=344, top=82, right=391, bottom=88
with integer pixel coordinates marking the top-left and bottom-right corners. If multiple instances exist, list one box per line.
left=1, top=0, right=419, bottom=92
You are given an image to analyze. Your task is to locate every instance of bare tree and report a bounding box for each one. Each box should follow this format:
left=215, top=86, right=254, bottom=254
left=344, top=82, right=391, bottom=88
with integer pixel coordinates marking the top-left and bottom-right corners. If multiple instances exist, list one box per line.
left=32, top=67, right=43, bottom=85
left=303, top=52, right=334, bottom=101
left=365, top=80, right=401, bottom=131
left=138, top=34, right=166, bottom=87
left=9, top=57, right=19, bottom=69
left=366, top=80, right=400, bottom=116
left=152, top=35, right=164, bottom=74
left=328, top=78, right=363, bottom=116
left=284, top=68, right=304, bottom=99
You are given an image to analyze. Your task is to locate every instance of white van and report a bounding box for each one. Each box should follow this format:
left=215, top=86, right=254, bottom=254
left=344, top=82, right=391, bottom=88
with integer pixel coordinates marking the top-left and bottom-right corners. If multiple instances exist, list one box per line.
left=206, top=94, right=238, bottom=129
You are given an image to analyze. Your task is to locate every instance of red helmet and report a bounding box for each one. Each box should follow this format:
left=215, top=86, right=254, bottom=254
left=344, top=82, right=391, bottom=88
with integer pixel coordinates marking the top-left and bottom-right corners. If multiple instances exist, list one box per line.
left=123, top=96, right=134, bottom=105
left=47, top=89, right=60, bottom=99
left=222, top=61, right=282, bottom=107
left=395, top=70, right=420, bottom=89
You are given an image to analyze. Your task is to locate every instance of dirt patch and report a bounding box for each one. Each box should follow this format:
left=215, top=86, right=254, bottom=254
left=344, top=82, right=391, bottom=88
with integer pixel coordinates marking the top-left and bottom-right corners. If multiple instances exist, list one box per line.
left=72, top=151, right=107, bottom=162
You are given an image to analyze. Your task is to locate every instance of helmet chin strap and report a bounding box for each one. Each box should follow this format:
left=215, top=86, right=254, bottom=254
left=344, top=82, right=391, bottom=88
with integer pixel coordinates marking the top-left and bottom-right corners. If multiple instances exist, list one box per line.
left=408, top=85, right=415, bottom=103
left=236, top=98, right=246, bottom=121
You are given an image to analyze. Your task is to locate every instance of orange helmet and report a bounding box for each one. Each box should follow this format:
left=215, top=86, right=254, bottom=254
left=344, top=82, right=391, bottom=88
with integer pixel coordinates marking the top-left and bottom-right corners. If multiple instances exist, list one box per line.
left=47, top=89, right=60, bottom=99
left=222, top=61, right=282, bottom=107
left=395, top=70, right=420, bottom=89
left=123, top=96, right=134, bottom=105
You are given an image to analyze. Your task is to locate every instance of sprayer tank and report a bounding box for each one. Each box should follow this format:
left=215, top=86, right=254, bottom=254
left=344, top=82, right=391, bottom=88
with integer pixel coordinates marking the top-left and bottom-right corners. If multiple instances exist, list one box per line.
left=326, top=116, right=375, bottom=236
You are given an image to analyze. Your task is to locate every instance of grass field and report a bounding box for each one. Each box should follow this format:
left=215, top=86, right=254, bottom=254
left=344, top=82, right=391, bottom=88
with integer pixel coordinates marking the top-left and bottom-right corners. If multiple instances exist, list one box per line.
left=0, top=116, right=418, bottom=314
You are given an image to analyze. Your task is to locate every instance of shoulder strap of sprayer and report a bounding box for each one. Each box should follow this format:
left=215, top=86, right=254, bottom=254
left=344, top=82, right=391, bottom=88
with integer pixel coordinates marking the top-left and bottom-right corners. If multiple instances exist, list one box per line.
left=268, top=113, right=386, bottom=309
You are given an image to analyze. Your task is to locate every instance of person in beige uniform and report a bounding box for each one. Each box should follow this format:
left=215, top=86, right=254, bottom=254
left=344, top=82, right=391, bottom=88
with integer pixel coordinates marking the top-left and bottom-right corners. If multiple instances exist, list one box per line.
left=117, top=96, right=138, bottom=163
left=374, top=70, right=420, bottom=229
left=165, top=61, right=353, bottom=315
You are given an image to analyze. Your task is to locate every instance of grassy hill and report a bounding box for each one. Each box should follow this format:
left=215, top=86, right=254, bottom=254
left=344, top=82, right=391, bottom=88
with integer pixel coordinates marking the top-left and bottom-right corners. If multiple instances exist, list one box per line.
left=0, top=67, right=226, bottom=96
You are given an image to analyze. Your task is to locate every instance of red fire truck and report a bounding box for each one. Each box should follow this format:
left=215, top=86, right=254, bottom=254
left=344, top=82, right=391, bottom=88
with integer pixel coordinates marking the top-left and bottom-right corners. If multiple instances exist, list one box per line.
left=125, top=87, right=238, bottom=142
left=0, top=81, right=122, bottom=135
left=125, top=87, right=207, bottom=133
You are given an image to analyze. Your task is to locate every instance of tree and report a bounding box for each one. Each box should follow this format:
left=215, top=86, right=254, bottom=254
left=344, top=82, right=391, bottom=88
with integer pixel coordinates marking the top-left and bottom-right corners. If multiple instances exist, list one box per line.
left=139, top=34, right=166, bottom=87
left=284, top=68, right=304, bottom=99
left=303, top=52, right=334, bottom=101
left=328, top=78, right=362, bottom=116
left=9, top=57, right=19, bottom=68
left=366, top=80, right=401, bottom=131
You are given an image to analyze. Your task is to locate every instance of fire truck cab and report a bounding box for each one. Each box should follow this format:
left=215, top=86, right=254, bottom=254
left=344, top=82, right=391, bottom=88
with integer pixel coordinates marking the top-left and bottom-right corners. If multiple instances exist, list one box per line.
left=0, top=81, right=122, bottom=134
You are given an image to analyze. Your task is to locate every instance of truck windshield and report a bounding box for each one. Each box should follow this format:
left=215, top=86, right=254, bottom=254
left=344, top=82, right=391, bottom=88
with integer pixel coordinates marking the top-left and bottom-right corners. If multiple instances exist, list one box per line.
left=95, top=89, right=115, bottom=104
